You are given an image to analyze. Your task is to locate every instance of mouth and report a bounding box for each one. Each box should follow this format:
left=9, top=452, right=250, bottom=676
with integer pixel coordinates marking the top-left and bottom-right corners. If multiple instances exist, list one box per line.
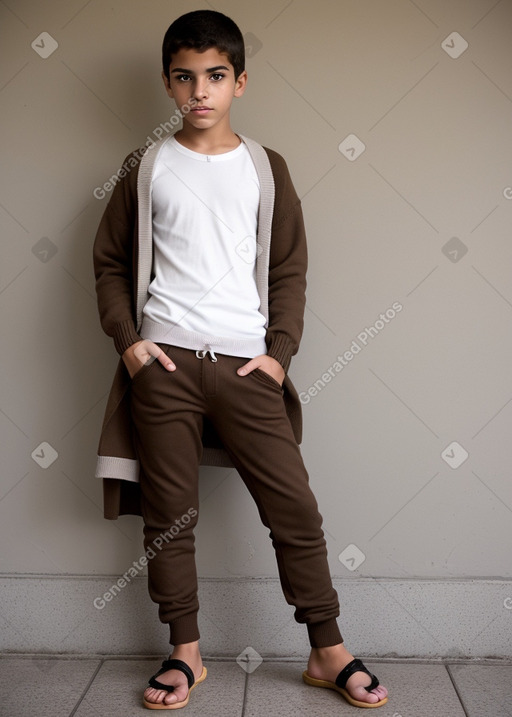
left=190, top=106, right=212, bottom=112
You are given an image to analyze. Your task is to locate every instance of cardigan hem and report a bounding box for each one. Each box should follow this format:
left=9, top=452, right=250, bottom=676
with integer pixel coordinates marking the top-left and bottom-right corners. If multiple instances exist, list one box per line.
left=96, top=455, right=139, bottom=482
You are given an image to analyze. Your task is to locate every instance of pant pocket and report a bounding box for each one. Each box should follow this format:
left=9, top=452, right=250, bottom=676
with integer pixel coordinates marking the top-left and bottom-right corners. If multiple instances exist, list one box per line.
left=251, top=367, right=284, bottom=392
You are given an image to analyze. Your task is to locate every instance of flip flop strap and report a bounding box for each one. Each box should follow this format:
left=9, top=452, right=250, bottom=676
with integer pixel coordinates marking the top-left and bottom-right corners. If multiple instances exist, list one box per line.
left=335, top=658, right=379, bottom=693
left=148, top=658, right=195, bottom=692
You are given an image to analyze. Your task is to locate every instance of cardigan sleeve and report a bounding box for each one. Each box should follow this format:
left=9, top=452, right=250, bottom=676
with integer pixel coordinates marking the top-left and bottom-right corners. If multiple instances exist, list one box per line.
left=92, top=153, right=143, bottom=355
left=264, top=149, right=308, bottom=373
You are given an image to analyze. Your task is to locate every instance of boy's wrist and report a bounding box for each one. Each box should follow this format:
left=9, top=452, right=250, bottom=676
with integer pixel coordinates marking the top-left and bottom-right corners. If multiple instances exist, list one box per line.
left=122, top=341, right=144, bottom=378
left=113, top=319, right=143, bottom=355
left=266, top=332, right=294, bottom=374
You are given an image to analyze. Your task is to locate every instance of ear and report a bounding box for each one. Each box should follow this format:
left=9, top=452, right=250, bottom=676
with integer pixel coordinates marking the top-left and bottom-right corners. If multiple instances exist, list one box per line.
left=234, top=70, right=248, bottom=98
left=162, top=70, right=174, bottom=99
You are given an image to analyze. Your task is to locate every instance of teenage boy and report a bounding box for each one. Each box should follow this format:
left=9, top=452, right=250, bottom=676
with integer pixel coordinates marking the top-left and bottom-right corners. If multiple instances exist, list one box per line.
left=93, top=9, right=388, bottom=710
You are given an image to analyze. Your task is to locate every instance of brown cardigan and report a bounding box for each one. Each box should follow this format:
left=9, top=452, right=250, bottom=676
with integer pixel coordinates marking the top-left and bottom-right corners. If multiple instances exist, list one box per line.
left=93, top=134, right=307, bottom=519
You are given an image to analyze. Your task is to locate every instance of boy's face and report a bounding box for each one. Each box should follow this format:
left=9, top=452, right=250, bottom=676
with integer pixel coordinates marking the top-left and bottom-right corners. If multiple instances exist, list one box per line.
left=163, top=47, right=247, bottom=132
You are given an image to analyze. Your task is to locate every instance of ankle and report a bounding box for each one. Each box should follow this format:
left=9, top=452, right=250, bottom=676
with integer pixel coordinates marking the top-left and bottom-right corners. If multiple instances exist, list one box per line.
left=309, top=644, right=353, bottom=669
left=311, top=643, right=347, bottom=656
left=170, top=641, right=201, bottom=657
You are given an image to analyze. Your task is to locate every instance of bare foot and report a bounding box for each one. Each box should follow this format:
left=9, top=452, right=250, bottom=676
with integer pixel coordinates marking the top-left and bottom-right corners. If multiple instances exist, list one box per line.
left=307, top=643, right=388, bottom=706
left=143, top=641, right=204, bottom=707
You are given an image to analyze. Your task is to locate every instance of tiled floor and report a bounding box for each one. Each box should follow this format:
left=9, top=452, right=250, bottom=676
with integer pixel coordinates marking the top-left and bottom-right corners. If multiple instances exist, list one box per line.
left=1, top=655, right=511, bottom=717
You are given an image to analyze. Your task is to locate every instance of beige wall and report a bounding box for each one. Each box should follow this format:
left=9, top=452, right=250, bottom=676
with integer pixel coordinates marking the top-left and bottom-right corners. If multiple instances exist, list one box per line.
left=1, top=0, right=512, bottom=652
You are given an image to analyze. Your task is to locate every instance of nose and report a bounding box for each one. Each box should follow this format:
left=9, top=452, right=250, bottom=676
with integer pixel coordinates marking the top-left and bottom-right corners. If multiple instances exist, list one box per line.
left=191, top=78, right=209, bottom=102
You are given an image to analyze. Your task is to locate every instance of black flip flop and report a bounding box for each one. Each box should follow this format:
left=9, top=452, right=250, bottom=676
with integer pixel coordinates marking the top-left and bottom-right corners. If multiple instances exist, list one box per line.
left=143, top=658, right=207, bottom=710
left=302, top=657, right=387, bottom=708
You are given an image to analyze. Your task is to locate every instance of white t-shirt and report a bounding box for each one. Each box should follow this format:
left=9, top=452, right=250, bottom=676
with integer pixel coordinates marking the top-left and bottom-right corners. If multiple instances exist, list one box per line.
left=141, top=136, right=267, bottom=357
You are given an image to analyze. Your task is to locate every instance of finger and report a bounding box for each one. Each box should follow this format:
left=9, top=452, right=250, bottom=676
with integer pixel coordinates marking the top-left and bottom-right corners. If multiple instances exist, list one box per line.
left=134, top=341, right=176, bottom=372
left=237, top=358, right=258, bottom=376
left=143, top=341, right=176, bottom=371
left=133, top=341, right=155, bottom=366
left=157, top=353, right=176, bottom=371
left=133, top=341, right=158, bottom=365
left=142, top=340, right=162, bottom=361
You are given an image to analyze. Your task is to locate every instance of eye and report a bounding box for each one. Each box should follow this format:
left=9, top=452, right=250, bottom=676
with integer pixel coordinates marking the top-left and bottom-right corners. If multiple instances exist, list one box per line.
left=209, top=73, right=225, bottom=81
left=175, top=74, right=191, bottom=82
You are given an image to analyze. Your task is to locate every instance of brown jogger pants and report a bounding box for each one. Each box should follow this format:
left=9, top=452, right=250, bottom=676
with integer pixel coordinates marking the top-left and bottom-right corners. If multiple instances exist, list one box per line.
left=130, top=344, right=342, bottom=648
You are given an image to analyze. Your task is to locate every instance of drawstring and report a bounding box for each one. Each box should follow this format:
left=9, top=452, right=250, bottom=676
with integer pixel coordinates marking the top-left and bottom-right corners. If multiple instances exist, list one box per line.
left=195, top=349, right=217, bottom=362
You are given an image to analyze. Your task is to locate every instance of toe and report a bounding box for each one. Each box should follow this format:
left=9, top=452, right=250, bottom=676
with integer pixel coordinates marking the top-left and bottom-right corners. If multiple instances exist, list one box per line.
left=346, top=673, right=388, bottom=704
left=374, top=684, right=389, bottom=700
left=163, top=683, right=189, bottom=705
left=354, top=686, right=380, bottom=704
left=144, top=687, right=165, bottom=705
left=144, top=667, right=192, bottom=706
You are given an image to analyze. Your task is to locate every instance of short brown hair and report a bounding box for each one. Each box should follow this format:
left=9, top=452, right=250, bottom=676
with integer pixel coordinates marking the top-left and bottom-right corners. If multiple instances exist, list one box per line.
left=162, top=10, right=245, bottom=81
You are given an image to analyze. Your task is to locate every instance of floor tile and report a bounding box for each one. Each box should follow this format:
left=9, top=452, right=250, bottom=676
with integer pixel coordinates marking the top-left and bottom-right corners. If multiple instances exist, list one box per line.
left=4, top=655, right=509, bottom=717
left=243, top=660, right=466, bottom=717
left=0, top=657, right=100, bottom=717
left=74, top=658, right=245, bottom=716
left=374, top=663, right=466, bottom=717
left=448, top=664, right=512, bottom=717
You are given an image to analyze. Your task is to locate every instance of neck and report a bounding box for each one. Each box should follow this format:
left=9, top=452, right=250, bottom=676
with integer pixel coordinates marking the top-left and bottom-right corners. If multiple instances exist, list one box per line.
left=175, top=122, right=240, bottom=155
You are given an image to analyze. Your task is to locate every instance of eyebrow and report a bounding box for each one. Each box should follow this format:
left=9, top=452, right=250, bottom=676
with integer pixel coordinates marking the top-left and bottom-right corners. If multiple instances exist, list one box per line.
left=170, top=65, right=231, bottom=74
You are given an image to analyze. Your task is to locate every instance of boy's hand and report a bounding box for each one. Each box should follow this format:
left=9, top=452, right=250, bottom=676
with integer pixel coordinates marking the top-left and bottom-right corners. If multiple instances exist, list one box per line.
left=122, top=340, right=176, bottom=379
left=237, top=355, right=285, bottom=386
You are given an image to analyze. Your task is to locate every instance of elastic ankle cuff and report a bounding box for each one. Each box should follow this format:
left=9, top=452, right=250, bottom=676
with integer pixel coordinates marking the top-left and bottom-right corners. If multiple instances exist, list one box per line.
left=307, top=618, right=343, bottom=647
left=168, top=613, right=200, bottom=645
